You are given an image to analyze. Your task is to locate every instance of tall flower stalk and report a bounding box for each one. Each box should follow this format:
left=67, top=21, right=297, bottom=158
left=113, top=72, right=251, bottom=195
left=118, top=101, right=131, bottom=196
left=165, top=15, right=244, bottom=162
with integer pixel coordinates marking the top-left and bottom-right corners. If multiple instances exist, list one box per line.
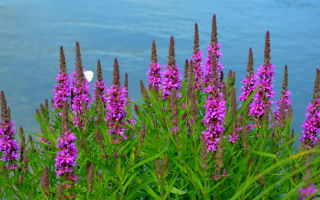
left=249, top=32, right=275, bottom=120
left=71, top=42, right=91, bottom=128
left=53, top=46, right=71, bottom=110
left=301, top=68, right=319, bottom=148
left=147, top=40, right=162, bottom=92
left=239, top=48, right=256, bottom=102
left=94, top=60, right=107, bottom=106
left=190, top=23, right=204, bottom=89
left=0, top=91, right=19, bottom=169
left=55, top=102, right=78, bottom=184
left=202, top=55, right=226, bottom=151
left=105, top=59, right=128, bottom=140
left=204, top=15, right=223, bottom=86
left=274, top=65, right=291, bottom=125
left=162, top=36, right=181, bottom=100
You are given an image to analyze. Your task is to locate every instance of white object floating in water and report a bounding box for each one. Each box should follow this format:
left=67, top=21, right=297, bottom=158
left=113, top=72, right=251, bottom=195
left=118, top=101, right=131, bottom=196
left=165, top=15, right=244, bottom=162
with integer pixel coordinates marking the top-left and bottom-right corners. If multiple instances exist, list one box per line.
left=83, top=71, right=94, bottom=82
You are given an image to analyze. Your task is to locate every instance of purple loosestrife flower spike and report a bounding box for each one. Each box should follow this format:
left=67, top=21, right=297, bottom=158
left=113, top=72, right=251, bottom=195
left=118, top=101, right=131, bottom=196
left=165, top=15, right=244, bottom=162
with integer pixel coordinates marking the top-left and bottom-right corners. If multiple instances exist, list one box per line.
left=239, top=48, right=256, bottom=102
left=162, top=36, right=182, bottom=100
left=147, top=40, right=162, bottom=92
left=94, top=60, right=107, bottom=105
left=301, top=68, right=320, bottom=148
left=204, top=15, right=223, bottom=86
left=298, top=184, right=319, bottom=200
left=249, top=32, right=275, bottom=119
left=55, top=102, right=78, bottom=183
left=105, top=59, right=128, bottom=140
left=0, top=91, right=19, bottom=169
left=202, top=56, right=226, bottom=152
left=190, top=23, right=204, bottom=89
left=274, top=65, right=291, bottom=125
left=53, top=46, right=71, bottom=110
left=71, top=41, right=91, bottom=128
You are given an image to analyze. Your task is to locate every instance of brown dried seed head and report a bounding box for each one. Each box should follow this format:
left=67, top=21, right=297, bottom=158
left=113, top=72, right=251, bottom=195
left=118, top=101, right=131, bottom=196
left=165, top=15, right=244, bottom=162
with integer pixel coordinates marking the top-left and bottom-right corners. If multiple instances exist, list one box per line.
left=313, top=68, right=320, bottom=97
left=211, top=15, right=218, bottom=45
left=0, top=91, right=10, bottom=122
left=151, top=40, right=158, bottom=63
left=231, top=87, right=237, bottom=116
left=124, top=73, right=128, bottom=90
left=19, top=127, right=26, bottom=163
left=194, top=23, right=200, bottom=54
left=247, top=48, right=254, bottom=74
left=140, top=80, right=149, bottom=100
left=40, top=167, right=50, bottom=193
left=113, top=58, right=120, bottom=86
left=96, top=60, right=103, bottom=82
left=87, top=163, right=94, bottom=192
left=59, top=46, right=67, bottom=73
left=168, top=36, right=176, bottom=67
left=134, top=104, right=140, bottom=117
left=184, top=59, right=189, bottom=80
left=264, top=31, right=271, bottom=65
left=282, top=65, right=288, bottom=91
left=75, top=41, right=84, bottom=81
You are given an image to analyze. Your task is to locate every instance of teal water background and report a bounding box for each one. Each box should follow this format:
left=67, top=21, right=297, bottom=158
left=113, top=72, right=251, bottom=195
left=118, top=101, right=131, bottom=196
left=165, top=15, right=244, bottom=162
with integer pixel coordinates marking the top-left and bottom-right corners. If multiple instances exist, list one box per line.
left=0, top=0, right=319, bottom=134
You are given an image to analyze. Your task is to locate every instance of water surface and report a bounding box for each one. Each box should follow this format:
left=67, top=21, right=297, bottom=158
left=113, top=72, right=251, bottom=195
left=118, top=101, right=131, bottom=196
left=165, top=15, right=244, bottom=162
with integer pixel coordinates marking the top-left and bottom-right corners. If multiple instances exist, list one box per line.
left=0, top=0, right=319, bottom=133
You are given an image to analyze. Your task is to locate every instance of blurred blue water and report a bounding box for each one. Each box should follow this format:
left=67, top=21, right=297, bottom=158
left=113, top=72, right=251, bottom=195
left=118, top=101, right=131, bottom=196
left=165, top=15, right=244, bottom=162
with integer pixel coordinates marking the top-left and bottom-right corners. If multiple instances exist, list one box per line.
left=0, top=0, right=319, bottom=134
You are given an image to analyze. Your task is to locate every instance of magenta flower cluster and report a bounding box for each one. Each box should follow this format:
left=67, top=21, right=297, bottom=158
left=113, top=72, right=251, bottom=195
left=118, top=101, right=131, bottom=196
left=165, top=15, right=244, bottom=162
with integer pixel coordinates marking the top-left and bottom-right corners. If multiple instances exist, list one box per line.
left=274, top=90, right=291, bottom=124
left=191, top=50, right=204, bottom=89
left=301, top=97, right=320, bottom=148
left=55, top=130, right=78, bottom=182
left=53, top=71, right=71, bottom=110
left=228, top=127, right=242, bottom=143
left=239, top=74, right=256, bottom=102
left=162, top=64, right=181, bottom=99
left=298, top=184, right=319, bottom=200
left=0, top=121, right=19, bottom=169
left=147, top=62, right=162, bottom=91
left=204, top=44, right=223, bottom=85
left=249, top=64, right=275, bottom=118
left=202, top=86, right=226, bottom=151
left=71, top=71, right=91, bottom=128
left=105, top=85, right=128, bottom=139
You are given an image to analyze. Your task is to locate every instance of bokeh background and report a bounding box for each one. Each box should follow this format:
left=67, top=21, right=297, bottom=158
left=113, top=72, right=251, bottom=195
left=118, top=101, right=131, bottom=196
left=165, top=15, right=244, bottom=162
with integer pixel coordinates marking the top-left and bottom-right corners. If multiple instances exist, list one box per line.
left=0, top=0, right=319, bottom=133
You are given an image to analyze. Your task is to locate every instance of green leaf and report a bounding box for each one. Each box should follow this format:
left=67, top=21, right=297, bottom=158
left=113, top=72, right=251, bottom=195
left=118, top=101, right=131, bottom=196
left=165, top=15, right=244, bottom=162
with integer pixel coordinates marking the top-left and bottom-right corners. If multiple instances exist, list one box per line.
left=166, top=186, right=187, bottom=195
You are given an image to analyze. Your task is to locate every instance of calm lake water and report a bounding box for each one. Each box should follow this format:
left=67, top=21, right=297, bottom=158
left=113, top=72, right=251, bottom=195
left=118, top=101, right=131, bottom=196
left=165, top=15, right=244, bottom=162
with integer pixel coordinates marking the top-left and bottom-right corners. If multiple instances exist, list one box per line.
left=0, top=0, right=319, bottom=134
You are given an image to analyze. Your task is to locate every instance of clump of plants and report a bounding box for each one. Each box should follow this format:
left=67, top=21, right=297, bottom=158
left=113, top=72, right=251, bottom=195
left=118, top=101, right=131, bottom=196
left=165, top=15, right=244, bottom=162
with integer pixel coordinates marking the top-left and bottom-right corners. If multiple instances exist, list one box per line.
left=0, top=15, right=319, bottom=199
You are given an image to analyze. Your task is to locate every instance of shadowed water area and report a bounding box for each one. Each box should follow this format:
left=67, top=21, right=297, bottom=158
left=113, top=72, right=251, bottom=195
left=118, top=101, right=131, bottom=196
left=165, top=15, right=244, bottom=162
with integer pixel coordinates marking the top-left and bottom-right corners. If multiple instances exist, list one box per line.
left=0, top=0, right=319, bottom=134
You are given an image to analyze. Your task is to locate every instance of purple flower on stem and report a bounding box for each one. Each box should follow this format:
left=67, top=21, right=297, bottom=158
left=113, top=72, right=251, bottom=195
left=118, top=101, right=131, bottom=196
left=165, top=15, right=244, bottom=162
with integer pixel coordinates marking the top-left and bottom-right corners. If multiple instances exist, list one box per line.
left=55, top=131, right=78, bottom=182
left=147, top=41, right=162, bottom=92
left=105, top=85, right=128, bottom=139
left=190, top=23, right=204, bottom=89
left=202, top=55, right=226, bottom=152
left=105, top=59, right=129, bottom=140
left=55, top=102, right=78, bottom=183
left=0, top=92, right=19, bottom=169
left=301, top=69, right=319, bottom=148
left=162, top=36, right=181, bottom=99
left=71, top=42, right=91, bottom=128
left=204, top=15, right=223, bottom=86
left=94, top=60, right=107, bottom=105
left=301, top=97, right=319, bottom=148
left=239, top=74, right=256, bottom=102
left=53, top=47, right=71, bottom=110
left=249, top=32, right=274, bottom=119
left=298, top=184, right=319, bottom=200
left=274, top=89, right=291, bottom=124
